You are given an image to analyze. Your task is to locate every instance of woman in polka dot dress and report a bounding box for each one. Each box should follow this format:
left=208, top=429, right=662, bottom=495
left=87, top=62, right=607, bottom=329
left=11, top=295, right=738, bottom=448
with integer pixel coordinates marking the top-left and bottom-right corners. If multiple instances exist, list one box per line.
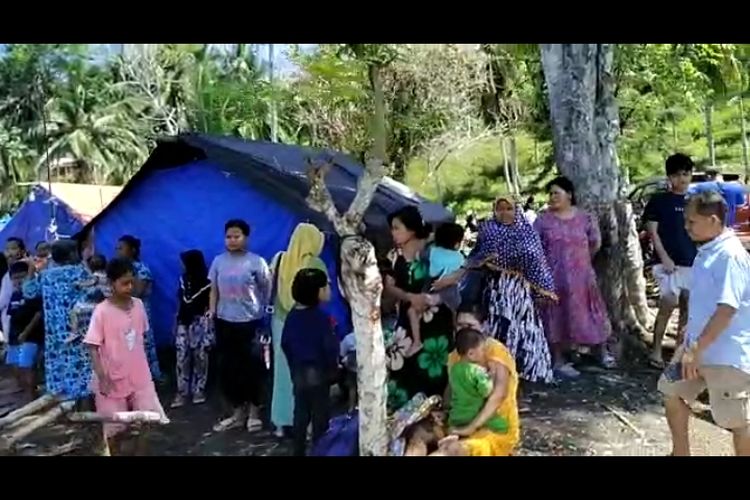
left=468, top=195, right=556, bottom=384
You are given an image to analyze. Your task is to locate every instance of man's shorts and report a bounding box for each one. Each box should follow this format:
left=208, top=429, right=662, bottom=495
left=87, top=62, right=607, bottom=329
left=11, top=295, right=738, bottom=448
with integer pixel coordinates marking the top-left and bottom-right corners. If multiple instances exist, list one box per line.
left=652, top=265, right=691, bottom=301
left=16, top=343, right=39, bottom=369
left=658, top=364, right=750, bottom=431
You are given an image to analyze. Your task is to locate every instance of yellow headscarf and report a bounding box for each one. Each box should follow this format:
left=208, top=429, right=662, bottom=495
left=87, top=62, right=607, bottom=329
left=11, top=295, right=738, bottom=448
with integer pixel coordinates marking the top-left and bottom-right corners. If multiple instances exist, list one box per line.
left=276, top=223, right=326, bottom=314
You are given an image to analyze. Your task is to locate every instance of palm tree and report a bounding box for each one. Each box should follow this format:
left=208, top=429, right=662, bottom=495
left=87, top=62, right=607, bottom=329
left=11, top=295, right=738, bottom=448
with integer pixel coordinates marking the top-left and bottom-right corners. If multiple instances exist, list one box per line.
left=37, top=80, right=148, bottom=184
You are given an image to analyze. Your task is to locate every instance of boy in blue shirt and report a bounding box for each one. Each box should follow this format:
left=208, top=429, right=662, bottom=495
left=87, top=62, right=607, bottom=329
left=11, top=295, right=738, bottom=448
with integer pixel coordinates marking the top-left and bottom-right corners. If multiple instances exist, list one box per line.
left=281, top=267, right=339, bottom=456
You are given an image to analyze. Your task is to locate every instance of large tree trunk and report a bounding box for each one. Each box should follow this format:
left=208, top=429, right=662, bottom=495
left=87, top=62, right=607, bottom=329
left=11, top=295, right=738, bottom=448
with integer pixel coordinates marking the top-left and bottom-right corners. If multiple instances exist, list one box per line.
left=540, top=44, right=651, bottom=359
left=307, top=61, right=389, bottom=457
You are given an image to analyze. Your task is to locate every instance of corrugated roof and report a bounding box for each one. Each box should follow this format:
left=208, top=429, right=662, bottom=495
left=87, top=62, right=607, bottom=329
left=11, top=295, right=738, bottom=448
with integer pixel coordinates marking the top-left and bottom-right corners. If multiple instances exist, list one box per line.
left=38, top=182, right=122, bottom=223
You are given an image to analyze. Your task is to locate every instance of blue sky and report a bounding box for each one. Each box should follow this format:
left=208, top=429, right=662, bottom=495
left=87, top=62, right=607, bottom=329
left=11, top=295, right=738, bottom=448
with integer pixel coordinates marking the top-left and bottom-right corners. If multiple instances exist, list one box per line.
left=0, top=44, right=316, bottom=78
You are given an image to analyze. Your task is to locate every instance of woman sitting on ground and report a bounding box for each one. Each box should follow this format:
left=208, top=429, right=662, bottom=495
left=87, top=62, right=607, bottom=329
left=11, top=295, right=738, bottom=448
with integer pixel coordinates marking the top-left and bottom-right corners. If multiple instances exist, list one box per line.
left=395, top=306, right=520, bottom=457
left=434, top=308, right=520, bottom=457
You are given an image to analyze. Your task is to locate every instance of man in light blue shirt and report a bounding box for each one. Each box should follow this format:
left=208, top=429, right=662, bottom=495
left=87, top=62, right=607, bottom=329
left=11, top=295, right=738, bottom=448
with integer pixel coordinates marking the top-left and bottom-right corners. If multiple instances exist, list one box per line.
left=658, top=190, right=750, bottom=456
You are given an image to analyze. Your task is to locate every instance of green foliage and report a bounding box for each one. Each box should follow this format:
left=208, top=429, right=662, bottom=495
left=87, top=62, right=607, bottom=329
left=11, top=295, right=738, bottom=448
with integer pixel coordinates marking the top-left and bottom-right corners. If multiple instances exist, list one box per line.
left=405, top=131, right=554, bottom=214
left=2, top=43, right=750, bottom=218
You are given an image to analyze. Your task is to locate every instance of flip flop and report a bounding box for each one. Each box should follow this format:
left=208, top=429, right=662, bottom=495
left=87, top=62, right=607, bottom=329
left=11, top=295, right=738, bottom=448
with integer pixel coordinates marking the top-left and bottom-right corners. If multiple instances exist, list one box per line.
left=647, top=357, right=666, bottom=370
left=213, top=415, right=244, bottom=432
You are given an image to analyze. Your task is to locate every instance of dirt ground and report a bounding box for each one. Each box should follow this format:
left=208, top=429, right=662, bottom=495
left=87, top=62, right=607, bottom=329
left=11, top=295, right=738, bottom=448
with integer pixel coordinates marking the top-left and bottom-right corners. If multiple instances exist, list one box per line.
left=0, top=360, right=734, bottom=457
left=517, top=365, right=732, bottom=456
left=0, top=302, right=736, bottom=457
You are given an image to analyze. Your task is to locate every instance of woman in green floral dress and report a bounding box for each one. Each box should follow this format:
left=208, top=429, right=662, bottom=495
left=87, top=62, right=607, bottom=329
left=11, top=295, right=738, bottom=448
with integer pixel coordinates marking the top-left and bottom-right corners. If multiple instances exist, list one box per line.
left=384, top=206, right=454, bottom=411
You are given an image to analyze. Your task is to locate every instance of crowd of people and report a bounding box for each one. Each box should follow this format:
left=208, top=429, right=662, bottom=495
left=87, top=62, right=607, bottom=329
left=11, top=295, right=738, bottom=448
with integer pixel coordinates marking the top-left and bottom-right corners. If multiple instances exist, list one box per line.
left=0, top=151, right=749, bottom=457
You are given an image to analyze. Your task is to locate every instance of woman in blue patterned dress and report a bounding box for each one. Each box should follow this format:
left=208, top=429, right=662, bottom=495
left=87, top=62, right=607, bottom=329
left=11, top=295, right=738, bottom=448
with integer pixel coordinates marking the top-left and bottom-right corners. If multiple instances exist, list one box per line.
left=23, top=239, right=91, bottom=400
left=117, top=235, right=161, bottom=380
left=467, top=195, right=556, bottom=383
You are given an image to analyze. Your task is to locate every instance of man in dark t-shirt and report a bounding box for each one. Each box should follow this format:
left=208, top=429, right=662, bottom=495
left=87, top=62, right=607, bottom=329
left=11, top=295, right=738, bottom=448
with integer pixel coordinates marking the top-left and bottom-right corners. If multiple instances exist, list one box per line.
left=643, top=153, right=697, bottom=368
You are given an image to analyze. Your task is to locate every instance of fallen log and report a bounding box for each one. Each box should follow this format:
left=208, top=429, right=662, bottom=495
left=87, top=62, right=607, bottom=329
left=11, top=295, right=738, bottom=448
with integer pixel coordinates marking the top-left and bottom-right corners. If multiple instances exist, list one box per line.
left=67, top=411, right=170, bottom=425
left=0, top=401, right=74, bottom=450
left=0, top=394, right=58, bottom=430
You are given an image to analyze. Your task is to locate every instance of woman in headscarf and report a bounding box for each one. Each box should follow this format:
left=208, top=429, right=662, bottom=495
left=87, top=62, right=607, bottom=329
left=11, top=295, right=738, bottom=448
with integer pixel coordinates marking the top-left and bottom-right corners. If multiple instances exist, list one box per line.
left=23, top=239, right=91, bottom=399
left=270, top=223, right=327, bottom=437
left=467, top=195, right=556, bottom=384
left=171, top=249, right=213, bottom=408
left=117, top=235, right=161, bottom=380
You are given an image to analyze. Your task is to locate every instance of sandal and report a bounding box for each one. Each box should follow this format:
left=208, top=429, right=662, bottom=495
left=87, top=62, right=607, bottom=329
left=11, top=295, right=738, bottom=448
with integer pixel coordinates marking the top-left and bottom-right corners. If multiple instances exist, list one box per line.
left=170, top=395, right=186, bottom=409
left=213, top=414, right=244, bottom=432
left=600, top=354, right=617, bottom=370
left=246, top=416, right=263, bottom=432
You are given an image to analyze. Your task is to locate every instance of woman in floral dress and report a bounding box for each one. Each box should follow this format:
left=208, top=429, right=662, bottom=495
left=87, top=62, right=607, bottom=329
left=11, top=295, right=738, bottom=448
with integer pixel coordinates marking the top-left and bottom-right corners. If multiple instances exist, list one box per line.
left=117, top=235, right=161, bottom=380
left=383, top=206, right=454, bottom=411
left=533, top=176, right=613, bottom=379
left=23, top=240, right=91, bottom=399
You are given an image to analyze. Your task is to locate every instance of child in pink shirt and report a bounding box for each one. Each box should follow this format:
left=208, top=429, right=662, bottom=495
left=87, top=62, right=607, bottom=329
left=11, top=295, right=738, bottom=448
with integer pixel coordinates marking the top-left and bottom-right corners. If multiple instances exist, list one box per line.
left=84, top=257, right=166, bottom=454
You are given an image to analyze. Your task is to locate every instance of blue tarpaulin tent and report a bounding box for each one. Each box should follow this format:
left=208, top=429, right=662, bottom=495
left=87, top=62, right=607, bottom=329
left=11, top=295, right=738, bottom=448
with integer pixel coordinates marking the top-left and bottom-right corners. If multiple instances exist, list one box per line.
left=79, top=134, right=454, bottom=348
left=0, top=183, right=121, bottom=248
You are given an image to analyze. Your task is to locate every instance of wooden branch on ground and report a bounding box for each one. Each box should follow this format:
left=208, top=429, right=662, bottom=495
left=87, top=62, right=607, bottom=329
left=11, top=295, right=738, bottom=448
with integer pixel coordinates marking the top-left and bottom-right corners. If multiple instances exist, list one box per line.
left=0, top=394, right=58, bottom=430
left=18, top=439, right=83, bottom=457
left=599, top=403, right=644, bottom=438
left=0, top=401, right=74, bottom=451
left=66, top=411, right=169, bottom=425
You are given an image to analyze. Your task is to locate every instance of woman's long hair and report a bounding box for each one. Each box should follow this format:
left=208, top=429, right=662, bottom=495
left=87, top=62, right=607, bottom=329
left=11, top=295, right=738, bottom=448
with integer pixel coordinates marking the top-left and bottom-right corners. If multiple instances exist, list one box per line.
left=180, top=249, right=210, bottom=294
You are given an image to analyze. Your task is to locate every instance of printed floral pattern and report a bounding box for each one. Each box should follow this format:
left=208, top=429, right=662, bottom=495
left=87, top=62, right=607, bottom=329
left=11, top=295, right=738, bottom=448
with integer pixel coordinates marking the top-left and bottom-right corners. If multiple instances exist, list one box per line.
left=422, top=305, right=439, bottom=324
left=386, top=327, right=412, bottom=371
left=387, top=380, right=409, bottom=411
left=417, top=336, right=450, bottom=379
left=387, top=251, right=454, bottom=411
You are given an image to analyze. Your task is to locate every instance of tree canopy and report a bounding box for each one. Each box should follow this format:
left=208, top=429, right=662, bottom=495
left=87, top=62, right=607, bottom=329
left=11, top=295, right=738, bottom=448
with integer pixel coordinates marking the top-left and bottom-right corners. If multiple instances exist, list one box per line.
left=1, top=43, right=750, bottom=214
